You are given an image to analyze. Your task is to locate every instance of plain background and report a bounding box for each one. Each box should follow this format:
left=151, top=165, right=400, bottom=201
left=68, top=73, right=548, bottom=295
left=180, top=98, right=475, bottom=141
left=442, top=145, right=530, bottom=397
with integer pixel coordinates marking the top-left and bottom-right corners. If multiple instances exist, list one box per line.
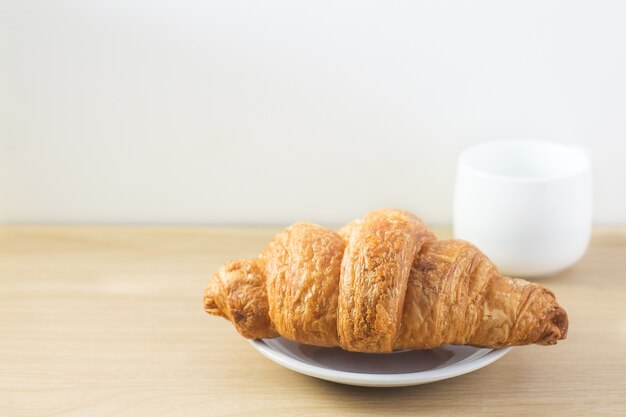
left=1, top=0, right=625, bottom=226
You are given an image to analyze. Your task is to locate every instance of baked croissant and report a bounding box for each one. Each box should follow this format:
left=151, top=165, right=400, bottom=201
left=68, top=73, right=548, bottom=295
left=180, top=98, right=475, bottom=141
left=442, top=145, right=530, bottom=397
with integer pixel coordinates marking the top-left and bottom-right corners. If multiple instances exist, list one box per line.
left=204, top=209, right=568, bottom=352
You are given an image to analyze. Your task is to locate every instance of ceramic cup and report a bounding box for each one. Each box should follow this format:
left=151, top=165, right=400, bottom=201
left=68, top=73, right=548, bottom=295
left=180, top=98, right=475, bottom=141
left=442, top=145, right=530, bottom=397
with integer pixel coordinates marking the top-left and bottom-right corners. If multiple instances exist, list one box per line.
left=453, top=139, right=592, bottom=278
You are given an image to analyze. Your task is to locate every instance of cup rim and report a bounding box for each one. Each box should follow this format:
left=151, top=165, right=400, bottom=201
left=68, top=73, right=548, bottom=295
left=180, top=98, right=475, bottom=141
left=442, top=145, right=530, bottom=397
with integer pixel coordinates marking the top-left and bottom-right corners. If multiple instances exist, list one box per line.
left=458, top=139, right=591, bottom=183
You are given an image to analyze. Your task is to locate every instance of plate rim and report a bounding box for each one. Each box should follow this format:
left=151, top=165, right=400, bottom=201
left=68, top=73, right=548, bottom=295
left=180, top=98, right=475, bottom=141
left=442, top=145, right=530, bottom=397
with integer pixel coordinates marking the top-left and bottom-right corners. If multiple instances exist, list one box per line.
left=250, top=338, right=512, bottom=387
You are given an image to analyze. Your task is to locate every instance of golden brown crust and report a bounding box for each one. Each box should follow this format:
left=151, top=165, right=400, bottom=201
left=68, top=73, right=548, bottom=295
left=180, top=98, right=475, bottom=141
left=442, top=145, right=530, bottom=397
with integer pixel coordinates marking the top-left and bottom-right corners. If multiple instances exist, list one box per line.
left=204, top=209, right=569, bottom=351
left=338, top=209, right=435, bottom=352
left=261, top=223, right=345, bottom=347
left=394, top=239, right=568, bottom=349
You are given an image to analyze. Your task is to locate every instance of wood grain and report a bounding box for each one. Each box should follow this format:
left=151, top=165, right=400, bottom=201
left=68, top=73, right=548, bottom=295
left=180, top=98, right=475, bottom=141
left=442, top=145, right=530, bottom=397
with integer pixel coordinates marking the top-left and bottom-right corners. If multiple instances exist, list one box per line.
left=1, top=226, right=625, bottom=416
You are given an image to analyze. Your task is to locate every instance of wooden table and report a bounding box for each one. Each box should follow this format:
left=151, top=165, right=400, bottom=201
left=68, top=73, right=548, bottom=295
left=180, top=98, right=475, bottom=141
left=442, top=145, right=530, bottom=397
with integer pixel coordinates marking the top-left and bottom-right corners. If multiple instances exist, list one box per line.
left=1, top=226, right=625, bottom=416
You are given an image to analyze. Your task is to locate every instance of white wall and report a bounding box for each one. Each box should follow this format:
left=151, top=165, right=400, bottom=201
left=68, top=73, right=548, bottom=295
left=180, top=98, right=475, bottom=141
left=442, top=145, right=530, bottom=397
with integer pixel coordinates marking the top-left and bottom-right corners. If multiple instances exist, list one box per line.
left=2, top=0, right=625, bottom=225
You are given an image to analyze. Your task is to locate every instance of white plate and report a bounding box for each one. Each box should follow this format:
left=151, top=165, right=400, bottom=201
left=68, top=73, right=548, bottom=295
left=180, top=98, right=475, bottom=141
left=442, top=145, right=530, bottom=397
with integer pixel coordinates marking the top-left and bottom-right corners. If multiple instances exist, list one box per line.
left=250, top=337, right=511, bottom=387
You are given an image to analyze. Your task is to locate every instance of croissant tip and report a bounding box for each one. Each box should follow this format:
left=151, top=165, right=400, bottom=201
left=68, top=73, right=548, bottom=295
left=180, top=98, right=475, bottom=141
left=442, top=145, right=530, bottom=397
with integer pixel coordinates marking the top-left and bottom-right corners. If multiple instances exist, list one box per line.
left=553, top=306, right=569, bottom=340
left=538, top=306, right=569, bottom=345
left=204, top=276, right=225, bottom=318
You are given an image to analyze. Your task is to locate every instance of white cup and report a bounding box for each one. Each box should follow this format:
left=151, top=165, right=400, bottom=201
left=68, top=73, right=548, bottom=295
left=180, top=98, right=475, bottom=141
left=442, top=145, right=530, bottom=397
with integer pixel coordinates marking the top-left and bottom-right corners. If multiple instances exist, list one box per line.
left=453, top=139, right=592, bottom=278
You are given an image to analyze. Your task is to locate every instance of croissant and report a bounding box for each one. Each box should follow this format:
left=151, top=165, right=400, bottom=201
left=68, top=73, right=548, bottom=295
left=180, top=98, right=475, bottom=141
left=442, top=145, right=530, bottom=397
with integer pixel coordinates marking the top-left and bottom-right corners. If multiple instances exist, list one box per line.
left=204, top=209, right=568, bottom=352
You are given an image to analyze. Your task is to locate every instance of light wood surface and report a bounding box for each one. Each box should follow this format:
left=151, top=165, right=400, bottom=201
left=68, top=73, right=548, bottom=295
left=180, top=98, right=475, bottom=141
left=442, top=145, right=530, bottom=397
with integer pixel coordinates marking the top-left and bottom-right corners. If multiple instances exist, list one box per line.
left=1, top=226, right=625, bottom=416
